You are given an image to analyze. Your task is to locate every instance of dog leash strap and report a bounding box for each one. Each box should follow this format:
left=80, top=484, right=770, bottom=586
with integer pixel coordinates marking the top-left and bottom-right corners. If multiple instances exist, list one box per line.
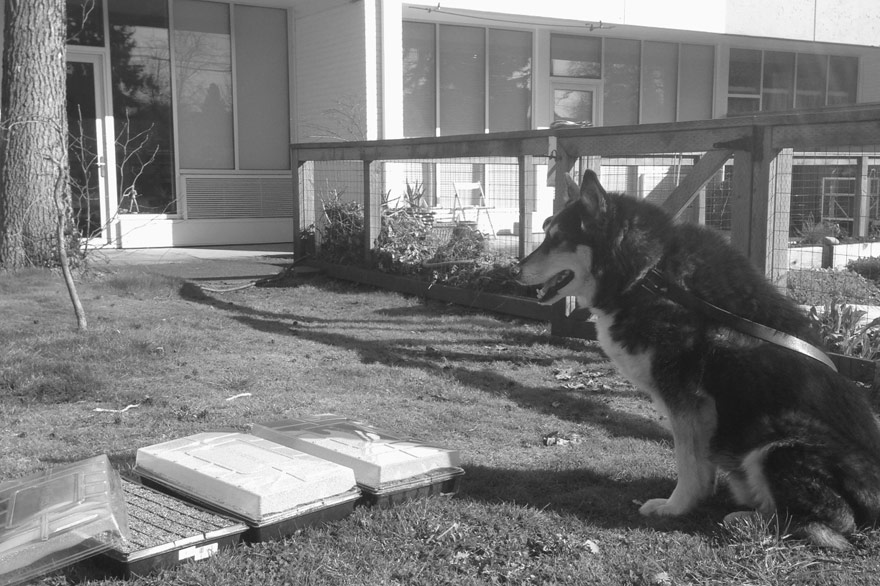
left=641, top=269, right=838, bottom=372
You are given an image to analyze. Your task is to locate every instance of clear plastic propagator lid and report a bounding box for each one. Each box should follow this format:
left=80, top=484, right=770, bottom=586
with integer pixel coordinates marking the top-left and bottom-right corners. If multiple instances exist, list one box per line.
left=0, top=454, right=130, bottom=586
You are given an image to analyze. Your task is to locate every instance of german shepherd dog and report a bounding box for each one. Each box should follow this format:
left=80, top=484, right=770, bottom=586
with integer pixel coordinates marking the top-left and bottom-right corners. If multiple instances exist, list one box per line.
left=511, top=170, right=880, bottom=549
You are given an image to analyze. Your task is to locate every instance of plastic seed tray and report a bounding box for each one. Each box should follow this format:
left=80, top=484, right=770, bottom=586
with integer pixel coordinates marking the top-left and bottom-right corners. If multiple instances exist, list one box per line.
left=251, top=415, right=464, bottom=507
left=0, top=455, right=129, bottom=586
left=134, top=432, right=359, bottom=542
left=96, top=480, right=247, bottom=577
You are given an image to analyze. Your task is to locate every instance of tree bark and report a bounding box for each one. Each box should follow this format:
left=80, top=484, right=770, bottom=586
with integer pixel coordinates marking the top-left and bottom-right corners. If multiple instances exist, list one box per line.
left=0, top=0, right=67, bottom=269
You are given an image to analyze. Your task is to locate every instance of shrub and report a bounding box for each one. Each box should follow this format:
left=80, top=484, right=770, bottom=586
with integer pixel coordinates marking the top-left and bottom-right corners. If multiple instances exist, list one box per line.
left=787, top=268, right=880, bottom=306
left=809, top=299, right=880, bottom=360
left=317, top=190, right=365, bottom=265
left=847, top=256, right=880, bottom=285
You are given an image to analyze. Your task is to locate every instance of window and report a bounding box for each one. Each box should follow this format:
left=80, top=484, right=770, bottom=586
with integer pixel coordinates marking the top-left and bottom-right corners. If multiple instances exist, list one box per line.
left=403, top=22, right=436, bottom=137
left=641, top=41, right=678, bottom=123
left=602, top=38, right=713, bottom=125
left=728, top=49, right=858, bottom=114
left=488, top=29, right=532, bottom=132
left=550, top=34, right=601, bottom=78
left=727, top=48, right=761, bottom=115
left=679, top=44, right=715, bottom=121
left=174, top=0, right=234, bottom=169
left=828, top=55, right=858, bottom=105
left=553, top=88, right=594, bottom=125
left=234, top=5, right=290, bottom=170
left=796, top=53, right=827, bottom=109
left=762, top=51, right=795, bottom=111
left=109, top=0, right=176, bottom=214
left=439, top=26, right=485, bottom=135
left=603, top=38, right=640, bottom=126
left=402, top=22, right=533, bottom=137
left=67, top=0, right=104, bottom=46
left=173, top=1, right=290, bottom=170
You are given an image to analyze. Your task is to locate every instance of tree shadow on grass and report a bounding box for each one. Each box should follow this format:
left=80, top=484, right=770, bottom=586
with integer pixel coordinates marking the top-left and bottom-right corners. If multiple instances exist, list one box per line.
left=179, top=279, right=668, bottom=442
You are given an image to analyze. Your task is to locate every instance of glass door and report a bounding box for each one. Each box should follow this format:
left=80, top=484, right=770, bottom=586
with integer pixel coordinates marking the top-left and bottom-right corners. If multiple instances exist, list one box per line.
left=66, top=52, right=114, bottom=245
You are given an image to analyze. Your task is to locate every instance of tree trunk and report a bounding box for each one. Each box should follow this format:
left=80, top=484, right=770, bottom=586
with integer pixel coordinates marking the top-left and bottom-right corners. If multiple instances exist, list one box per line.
left=0, top=0, right=67, bottom=269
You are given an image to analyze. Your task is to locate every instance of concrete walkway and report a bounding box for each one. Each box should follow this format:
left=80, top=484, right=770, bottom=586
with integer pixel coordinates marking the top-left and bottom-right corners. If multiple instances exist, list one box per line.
left=94, top=243, right=302, bottom=282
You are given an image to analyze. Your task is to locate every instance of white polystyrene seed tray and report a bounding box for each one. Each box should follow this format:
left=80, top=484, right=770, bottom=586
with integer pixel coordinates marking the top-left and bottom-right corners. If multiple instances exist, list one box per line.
left=0, top=455, right=129, bottom=586
left=134, top=432, right=358, bottom=525
left=251, top=415, right=462, bottom=491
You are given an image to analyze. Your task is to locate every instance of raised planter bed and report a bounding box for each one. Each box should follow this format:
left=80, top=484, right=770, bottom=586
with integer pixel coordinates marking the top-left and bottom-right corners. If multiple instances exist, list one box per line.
left=310, top=261, right=552, bottom=322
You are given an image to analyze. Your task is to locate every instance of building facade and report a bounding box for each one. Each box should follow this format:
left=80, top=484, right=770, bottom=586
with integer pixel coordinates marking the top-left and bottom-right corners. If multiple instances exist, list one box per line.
left=4, top=0, right=880, bottom=248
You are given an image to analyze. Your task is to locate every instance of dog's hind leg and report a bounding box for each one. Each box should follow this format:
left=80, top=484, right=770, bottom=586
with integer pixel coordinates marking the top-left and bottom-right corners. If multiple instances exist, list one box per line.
left=761, top=446, right=856, bottom=550
left=640, top=396, right=718, bottom=517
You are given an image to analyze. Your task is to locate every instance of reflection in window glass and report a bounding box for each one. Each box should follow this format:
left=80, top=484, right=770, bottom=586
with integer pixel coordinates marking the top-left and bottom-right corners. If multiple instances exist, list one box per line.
left=109, top=0, right=176, bottom=214
left=67, top=0, right=104, bottom=46
left=828, top=55, right=858, bottom=105
left=488, top=29, right=531, bottom=132
left=679, top=44, right=714, bottom=121
left=553, top=88, right=593, bottom=125
left=728, top=96, right=760, bottom=115
left=174, top=0, right=233, bottom=169
left=403, top=22, right=436, bottom=138
left=603, top=38, right=640, bottom=126
left=551, top=35, right=601, bottom=78
left=796, top=54, right=828, bottom=109
left=762, top=51, right=795, bottom=111
left=641, top=41, right=677, bottom=123
left=438, top=25, right=485, bottom=135
left=729, top=48, right=762, bottom=95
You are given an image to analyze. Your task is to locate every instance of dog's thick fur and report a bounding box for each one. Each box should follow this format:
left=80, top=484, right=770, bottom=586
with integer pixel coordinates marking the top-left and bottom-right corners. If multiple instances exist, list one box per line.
left=513, top=170, right=880, bottom=549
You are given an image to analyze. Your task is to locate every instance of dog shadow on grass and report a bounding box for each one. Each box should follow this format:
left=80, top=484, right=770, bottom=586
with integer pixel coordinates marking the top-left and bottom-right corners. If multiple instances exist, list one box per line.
left=460, top=464, right=732, bottom=537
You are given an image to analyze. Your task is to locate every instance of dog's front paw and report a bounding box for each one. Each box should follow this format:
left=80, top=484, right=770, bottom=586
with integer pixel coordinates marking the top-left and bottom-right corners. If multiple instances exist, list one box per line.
left=638, top=498, right=690, bottom=517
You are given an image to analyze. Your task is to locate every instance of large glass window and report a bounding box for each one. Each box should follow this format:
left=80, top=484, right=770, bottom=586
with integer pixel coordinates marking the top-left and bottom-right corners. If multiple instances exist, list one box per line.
left=641, top=41, right=678, bottom=123
left=678, top=44, right=714, bottom=121
left=762, top=51, right=795, bottom=111
left=828, top=55, right=858, bottom=105
left=488, top=29, right=532, bottom=132
left=174, top=0, right=233, bottom=170
left=235, top=5, right=290, bottom=170
left=729, top=49, right=858, bottom=114
left=109, top=0, right=176, bottom=214
left=403, top=22, right=532, bottom=137
left=439, top=25, right=485, bottom=135
left=403, top=22, right=436, bottom=137
left=796, top=53, right=828, bottom=109
left=66, top=0, right=104, bottom=46
left=551, top=34, right=601, bottom=78
left=603, top=38, right=640, bottom=126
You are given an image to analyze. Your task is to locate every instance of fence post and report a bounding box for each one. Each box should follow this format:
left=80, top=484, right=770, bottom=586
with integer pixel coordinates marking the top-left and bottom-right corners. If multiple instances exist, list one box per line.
left=363, top=160, right=374, bottom=265
left=292, top=149, right=302, bottom=260
left=518, top=155, right=527, bottom=259
left=729, top=127, right=791, bottom=290
left=855, top=155, right=871, bottom=238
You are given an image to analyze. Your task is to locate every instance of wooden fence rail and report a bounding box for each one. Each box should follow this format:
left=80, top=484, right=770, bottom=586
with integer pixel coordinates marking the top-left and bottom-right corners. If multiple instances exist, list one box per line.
left=291, top=105, right=880, bottom=287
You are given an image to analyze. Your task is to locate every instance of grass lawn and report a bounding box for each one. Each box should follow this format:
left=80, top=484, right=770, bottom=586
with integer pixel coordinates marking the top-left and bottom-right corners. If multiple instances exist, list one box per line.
left=3, top=264, right=880, bottom=585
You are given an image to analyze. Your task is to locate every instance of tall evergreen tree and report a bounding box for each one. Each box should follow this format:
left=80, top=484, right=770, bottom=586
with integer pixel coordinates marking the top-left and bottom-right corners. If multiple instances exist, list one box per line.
left=0, top=0, right=67, bottom=268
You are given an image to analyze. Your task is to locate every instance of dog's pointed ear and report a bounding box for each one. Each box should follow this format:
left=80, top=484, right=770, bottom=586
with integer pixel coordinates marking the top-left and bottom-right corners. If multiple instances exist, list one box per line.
left=578, top=170, right=607, bottom=216
left=564, top=173, right=581, bottom=202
